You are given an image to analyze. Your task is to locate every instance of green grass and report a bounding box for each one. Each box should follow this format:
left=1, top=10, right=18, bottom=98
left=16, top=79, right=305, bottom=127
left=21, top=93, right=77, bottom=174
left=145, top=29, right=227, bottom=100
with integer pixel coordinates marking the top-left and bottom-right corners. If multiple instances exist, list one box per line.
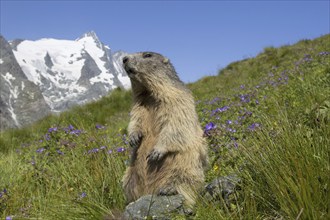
left=1, top=34, right=329, bottom=219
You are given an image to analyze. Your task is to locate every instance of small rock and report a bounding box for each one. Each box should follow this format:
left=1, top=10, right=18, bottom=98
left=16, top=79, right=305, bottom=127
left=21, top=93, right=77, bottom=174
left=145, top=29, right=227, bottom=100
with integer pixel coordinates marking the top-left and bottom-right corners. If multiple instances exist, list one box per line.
left=123, top=194, right=185, bottom=220
left=204, top=174, right=241, bottom=204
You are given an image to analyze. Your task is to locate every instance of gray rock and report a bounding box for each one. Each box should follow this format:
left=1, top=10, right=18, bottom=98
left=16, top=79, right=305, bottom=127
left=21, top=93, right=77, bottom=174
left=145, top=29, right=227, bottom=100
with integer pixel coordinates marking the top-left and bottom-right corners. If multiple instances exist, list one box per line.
left=204, top=174, right=241, bottom=204
left=123, top=194, right=185, bottom=220
left=9, top=39, right=24, bottom=51
left=44, top=52, right=54, bottom=69
left=78, top=50, right=101, bottom=87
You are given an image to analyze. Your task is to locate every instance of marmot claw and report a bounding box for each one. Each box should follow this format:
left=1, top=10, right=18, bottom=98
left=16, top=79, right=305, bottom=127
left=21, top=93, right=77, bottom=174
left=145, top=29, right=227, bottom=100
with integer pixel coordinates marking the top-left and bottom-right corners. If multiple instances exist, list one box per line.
left=129, top=131, right=143, bottom=148
left=146, top=149, right=165, bottom=161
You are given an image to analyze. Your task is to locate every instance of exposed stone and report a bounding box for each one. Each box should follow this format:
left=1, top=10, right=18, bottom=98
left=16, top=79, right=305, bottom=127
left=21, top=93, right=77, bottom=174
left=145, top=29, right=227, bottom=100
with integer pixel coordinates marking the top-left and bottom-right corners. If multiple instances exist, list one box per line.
left=123, top=194, right=185, bottom=220
left=44, top=52, right=54, bottom=69
left=204, top=174, right=241, bottom=205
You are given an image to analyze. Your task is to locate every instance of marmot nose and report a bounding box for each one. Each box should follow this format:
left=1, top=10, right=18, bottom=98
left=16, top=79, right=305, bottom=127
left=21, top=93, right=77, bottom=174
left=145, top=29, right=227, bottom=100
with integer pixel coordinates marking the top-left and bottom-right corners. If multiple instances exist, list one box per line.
left=123, top=56, right=129, bottom=64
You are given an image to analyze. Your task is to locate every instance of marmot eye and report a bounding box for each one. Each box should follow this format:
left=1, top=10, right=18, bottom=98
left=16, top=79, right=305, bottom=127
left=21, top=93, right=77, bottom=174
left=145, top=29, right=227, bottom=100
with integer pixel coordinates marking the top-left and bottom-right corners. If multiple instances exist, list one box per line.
left=143, top=53, right=152, bottom=58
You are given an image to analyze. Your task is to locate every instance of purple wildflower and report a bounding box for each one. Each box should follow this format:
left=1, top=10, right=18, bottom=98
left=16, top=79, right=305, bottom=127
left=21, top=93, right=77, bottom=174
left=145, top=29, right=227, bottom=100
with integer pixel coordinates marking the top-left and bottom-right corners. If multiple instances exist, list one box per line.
left=0, top=188, right=7, bottom=199
left=248, top=123, right=261, bottom=131
left=45, top=133, right=51, bottom=141
left=63, top=125, right=75, bottom=133
left=117, top=147, right=125, bottom=153
left=211, top=106, right=230, bottom=115
left=107, top=149, right=113, bottom=154
left=226, top=120, right=233, bottom=125
left=48, top=127, right=58, bottom=133
left=204, top=122, right=216, bottom=133
left=80, top=192, right=87, bottom=198
left=240, top=84, right=245, bottom=89
left=208, top=97, right=221, bottom=104
left=56, top=149, right=64, bottom=155
left=227, top=128, right=236, bottom=133
left=100, top=146, right=107, bottom=150
left=70, top=129, right=82, bottom=136
left=5, top=216, right=12, bottom=220
left=95, top=124, right=105, bottom=130
left=220, top=106, right=229, bottom=112
left=239, top=94, right=250, bottom=103
left=245, top=111, right=253, bottom=117
left=36, top=148, right=45, bottom=153
left=88, top=148, right=99, bottom=154
left=319, top=51, right=329, bottom=56
left=122, top=134, right=129, bottom=145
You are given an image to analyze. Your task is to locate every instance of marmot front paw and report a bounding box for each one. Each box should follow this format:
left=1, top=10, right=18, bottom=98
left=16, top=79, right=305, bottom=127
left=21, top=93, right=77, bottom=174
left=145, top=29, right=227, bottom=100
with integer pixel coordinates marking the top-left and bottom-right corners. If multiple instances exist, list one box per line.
left=146, top=149, right=165, bottom=162
left=129, top=131, right=143, bottom=149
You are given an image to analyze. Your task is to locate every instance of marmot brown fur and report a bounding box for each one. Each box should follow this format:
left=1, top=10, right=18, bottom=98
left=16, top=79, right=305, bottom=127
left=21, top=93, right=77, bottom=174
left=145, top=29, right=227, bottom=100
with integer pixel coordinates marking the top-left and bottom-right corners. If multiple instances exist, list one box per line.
left=121, top=52, right=208, bottom=205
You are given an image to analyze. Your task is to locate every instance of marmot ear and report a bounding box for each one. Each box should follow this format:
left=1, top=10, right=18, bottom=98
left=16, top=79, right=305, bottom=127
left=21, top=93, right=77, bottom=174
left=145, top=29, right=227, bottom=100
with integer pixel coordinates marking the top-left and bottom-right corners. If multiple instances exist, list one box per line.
left=162, top=58, right=169, bottom=64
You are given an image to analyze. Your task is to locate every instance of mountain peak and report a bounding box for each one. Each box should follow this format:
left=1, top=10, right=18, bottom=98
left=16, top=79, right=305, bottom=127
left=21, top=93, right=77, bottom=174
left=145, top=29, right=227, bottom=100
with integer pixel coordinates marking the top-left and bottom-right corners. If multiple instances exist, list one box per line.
left=76, top=31, right=109, bottom=50
left=76, top=31, right=103, bottom=49
left=76, top=31, right=99, bottom=42
left=81, top=30, right=98, bottom=39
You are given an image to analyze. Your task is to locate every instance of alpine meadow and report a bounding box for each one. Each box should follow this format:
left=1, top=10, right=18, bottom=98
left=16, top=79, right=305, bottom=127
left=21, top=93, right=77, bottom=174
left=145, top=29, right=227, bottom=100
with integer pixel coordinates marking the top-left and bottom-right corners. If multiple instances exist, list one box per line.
left=0, top=34, right=329, bottom=219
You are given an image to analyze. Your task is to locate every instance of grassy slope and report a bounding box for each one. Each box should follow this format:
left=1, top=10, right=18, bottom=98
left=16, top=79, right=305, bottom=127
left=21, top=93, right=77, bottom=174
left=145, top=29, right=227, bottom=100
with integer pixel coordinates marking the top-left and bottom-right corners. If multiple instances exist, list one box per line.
left=0, top=34, right=329, bottom=219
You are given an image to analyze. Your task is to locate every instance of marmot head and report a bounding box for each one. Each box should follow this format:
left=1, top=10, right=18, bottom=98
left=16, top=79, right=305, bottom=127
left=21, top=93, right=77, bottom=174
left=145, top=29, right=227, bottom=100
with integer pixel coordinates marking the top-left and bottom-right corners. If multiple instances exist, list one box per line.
left=122, top=52, right=183, bottom=89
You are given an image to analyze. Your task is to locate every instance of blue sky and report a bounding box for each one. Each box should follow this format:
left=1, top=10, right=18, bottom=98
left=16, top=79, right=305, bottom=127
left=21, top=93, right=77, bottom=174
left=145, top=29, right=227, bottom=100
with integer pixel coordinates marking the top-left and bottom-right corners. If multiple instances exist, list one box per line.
left=1, top=0, right=329, bottom=83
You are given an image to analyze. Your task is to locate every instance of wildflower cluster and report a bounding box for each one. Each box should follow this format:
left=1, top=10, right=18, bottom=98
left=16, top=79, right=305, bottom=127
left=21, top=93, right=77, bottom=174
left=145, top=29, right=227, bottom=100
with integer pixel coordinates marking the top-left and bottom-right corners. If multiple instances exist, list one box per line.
left=0, top=188, right=8, bottom=213
left=318, top=51, right=329, bottom=56
left=6, top=122, right=130, bottom=216
left=198, top=51, right=329, bottom=177
left=16, top=123, right=129, bottom=168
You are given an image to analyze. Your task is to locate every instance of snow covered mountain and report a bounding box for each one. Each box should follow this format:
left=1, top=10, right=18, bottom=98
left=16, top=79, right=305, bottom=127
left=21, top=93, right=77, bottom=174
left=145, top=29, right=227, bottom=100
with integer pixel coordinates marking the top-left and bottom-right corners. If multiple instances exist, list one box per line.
left=0, top=31, right=130, bottom=130
left=0, top=35, right=50, bottom=130
left=11, top=31, right=130, bottom=112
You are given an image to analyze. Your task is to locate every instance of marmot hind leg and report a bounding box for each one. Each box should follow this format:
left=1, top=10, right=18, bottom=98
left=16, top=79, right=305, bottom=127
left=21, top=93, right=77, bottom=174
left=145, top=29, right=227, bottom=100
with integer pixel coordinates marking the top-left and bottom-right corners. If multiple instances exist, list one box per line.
left=122, top=167, right=143, bottom=203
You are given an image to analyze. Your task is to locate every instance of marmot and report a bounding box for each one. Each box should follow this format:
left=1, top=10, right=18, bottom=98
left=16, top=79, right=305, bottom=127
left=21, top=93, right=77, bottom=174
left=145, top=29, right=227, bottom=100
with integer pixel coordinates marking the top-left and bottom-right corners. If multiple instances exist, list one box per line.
left=121, top=52, right=208, bottom=205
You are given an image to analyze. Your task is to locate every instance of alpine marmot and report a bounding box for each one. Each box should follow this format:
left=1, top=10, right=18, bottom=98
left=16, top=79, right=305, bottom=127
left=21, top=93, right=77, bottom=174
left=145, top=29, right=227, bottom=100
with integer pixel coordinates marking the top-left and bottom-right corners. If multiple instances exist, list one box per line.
left=122, top=52, right=208, bottom=205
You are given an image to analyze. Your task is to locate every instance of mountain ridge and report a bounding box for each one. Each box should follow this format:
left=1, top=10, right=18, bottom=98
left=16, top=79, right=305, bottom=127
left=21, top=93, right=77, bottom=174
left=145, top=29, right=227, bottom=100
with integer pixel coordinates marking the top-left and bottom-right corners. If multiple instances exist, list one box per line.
left=0, top=35, right=51, bottom=130
left=0, top=31, right=130, bottom=130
